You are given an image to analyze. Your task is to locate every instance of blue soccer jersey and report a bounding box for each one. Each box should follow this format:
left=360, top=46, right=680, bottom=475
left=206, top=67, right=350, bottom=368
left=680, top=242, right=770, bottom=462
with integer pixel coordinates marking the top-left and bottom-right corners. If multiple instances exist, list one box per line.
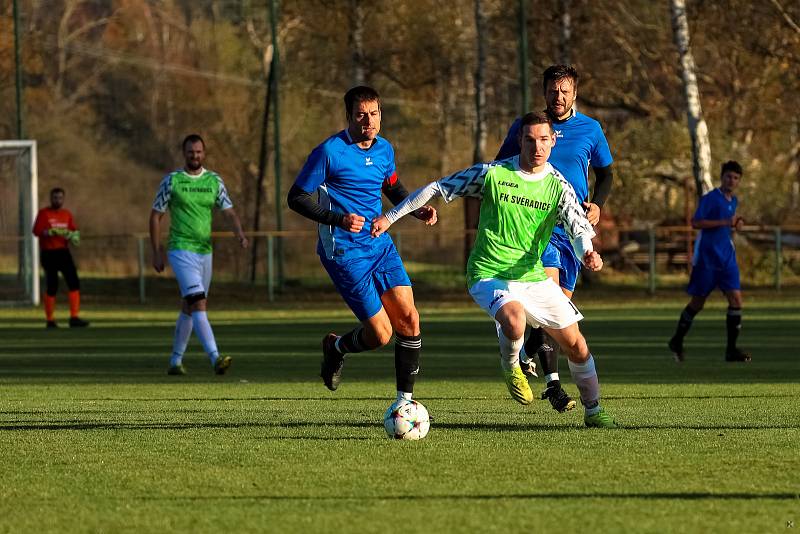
left=293, top=130, right=396, bottom=258
left=496, top=110, right=613, bottom=208
left=692, top=188, right=738, bottom=269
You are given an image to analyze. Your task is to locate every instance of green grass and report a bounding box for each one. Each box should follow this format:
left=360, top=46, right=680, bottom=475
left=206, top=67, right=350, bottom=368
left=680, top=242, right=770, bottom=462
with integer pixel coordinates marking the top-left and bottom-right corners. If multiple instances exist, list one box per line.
left=1, top=296, right=799, bottom=533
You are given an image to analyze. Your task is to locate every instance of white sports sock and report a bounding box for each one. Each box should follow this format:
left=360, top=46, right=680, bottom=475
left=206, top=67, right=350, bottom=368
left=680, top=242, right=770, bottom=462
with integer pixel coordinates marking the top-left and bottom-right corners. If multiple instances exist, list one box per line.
left=191, top=311, right=219, bottom=364
left=544, top=372, right=560, bottom=384
left=170, top=312, right=193, bottom=366
left=497, top=321, right=531, bottom=362
left=498, top=329, right=524, bottom=371
left=567, top=355, right=601, bottom=410
left=397, top=391, right=412, bottom=401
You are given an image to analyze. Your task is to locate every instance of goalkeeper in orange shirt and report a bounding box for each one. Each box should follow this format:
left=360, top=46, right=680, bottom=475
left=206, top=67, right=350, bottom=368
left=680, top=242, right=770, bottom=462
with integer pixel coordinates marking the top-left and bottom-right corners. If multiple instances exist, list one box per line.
left=32, top=187, right=89, bottom=328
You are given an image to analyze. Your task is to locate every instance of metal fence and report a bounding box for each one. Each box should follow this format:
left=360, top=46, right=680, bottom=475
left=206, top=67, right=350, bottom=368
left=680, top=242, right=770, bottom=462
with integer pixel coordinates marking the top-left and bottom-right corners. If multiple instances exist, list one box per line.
left=3, top=225, right=799, bottom=304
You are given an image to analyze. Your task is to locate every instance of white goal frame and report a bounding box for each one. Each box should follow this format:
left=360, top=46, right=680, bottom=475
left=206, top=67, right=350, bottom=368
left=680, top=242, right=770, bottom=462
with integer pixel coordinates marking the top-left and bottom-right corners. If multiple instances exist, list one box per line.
left=0, top=140, right=39, bottom=306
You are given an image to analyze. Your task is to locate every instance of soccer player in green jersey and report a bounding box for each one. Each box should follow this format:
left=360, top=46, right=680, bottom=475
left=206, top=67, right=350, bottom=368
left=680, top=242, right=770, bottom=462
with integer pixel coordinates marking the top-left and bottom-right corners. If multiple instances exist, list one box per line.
left=149, top=134, right=249, bottom=375
left=372, top=112, right=617, bottom=428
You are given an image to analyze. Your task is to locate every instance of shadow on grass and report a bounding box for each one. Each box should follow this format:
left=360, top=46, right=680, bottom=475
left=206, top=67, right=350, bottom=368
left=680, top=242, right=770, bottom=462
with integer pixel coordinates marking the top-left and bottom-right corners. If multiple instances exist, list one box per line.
left=138, top=491, right=800, bottom=501
left=1, top=420, right=797, bottom=432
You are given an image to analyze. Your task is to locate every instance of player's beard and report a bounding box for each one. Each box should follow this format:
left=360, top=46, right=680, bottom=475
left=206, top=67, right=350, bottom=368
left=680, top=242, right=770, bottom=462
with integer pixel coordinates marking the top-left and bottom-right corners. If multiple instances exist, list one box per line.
left=185, top=160, right=202, bottom=172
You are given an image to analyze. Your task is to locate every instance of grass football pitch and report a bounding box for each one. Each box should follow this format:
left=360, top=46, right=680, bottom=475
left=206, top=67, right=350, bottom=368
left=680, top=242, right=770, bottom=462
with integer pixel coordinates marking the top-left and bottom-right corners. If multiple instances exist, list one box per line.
left=1, top=294, right=798, bottom=533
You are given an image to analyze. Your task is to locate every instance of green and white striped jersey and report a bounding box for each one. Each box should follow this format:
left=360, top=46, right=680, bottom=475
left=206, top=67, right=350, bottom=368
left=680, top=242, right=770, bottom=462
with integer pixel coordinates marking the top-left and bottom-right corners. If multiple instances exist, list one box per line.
left=385, top=156, right=595, bottom=287
left=152, top=168, right=233, bottom=254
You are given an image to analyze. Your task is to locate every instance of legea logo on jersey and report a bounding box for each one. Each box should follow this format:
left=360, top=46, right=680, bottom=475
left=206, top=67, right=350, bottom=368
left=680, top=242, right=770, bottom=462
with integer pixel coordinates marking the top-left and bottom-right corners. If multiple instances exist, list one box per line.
left=365, top=157, right=373, bottom=166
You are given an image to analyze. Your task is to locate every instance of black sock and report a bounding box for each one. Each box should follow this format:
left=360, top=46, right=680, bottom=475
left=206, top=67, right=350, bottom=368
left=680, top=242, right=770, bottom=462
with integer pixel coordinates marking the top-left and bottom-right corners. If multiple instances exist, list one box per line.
left=523, top=327, right=545, bottom=358
left=538, top=337, right=559, bottom=378
left=337, top=327, right=369, bottom=355
left=395, top=333, right=421, bottom=393
left=674, top=305, right=699, bottom=341
left=726, top=307, right=742, bottom=351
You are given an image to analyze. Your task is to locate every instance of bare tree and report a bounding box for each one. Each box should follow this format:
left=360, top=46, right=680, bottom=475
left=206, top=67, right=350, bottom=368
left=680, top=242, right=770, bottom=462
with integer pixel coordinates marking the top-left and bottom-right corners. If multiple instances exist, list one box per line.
left=349, top=0, right=366, bottom=85
left=670, top=0, right=713, bottom=196
left=559, top=0, right=571, bottom=65
left=465, top=0, right=487, bottom=261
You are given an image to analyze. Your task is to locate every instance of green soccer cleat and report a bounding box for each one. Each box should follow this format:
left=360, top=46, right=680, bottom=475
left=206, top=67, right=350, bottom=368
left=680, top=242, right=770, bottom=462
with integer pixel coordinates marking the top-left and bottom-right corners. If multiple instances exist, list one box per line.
left=584, top=407, right=619, bottom=429
left=502, top=365, right=534, bottom=405
left=167, top=364, right=187, bottom=375
left=214, top=355, right=232, bottom=375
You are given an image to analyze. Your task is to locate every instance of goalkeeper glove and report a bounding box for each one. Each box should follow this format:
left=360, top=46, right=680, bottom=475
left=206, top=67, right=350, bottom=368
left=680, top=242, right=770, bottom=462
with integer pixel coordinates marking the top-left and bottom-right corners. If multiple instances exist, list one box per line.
left=67, top=231, right=81, bottom=246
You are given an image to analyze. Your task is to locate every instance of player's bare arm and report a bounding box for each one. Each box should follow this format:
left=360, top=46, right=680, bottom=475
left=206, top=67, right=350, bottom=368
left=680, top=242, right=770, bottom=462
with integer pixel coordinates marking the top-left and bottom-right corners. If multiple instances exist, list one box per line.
left=222, top=208, right=249, bottom=248
left=149, top=209, right=166, bottom=273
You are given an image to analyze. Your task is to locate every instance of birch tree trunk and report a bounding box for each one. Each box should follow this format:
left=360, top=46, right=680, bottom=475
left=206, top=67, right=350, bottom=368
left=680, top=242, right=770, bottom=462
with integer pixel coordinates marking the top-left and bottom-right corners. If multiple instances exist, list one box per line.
left=559, top=0, right=571, bottom=65
left=670, top=0, right=713, bottom=196
left=465, top=0, right=487, bottom=262
left=349, top=0, right=365, bottom=85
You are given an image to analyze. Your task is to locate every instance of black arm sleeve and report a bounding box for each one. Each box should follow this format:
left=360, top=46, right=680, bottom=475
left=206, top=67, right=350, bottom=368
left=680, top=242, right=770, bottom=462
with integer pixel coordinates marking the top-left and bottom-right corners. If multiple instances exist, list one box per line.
left=287, top=184, right=344, bottom=227
left=590, top=164, right=614, bottom=208
left=382, top=179, right=410, bottom=207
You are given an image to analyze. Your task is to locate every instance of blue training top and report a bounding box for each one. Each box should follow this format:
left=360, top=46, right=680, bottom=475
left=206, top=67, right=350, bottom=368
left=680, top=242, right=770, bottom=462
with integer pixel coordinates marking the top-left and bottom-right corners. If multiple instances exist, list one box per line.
left=293, top=129, right=396, bottom=259
left=692, top=188, right=738, bottom=269
left=496, top=110, right=613, bottom=236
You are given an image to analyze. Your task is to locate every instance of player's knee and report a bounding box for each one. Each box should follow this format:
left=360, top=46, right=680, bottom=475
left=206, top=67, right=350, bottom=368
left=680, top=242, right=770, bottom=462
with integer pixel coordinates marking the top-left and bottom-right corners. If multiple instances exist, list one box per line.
left=497, top=307, right=526, bottom=340
left=184, top=292, right=207, bottom=310
left=393, top=307, right=419, bottom=337
left=563, top=333, right=589, bottom=362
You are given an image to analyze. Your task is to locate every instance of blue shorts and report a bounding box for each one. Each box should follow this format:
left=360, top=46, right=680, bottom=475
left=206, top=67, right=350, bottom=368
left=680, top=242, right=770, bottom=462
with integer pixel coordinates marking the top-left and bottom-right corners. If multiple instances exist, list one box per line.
left=319, top=242, right=412, bottom=321
left=687, top=259, right=740, bottom=297
left=541, top=232, right=581, bottom=292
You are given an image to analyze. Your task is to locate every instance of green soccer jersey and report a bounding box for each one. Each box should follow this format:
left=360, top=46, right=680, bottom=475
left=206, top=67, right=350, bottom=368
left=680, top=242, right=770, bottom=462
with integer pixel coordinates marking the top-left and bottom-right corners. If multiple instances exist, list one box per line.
left=383, top=157, right=595, bottom=288
left=152, top=168, right=233, bottom=254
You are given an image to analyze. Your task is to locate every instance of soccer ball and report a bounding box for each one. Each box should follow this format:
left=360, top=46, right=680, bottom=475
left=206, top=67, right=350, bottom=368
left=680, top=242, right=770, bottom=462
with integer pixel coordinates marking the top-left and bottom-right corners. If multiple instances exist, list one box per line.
left=383, top=399, right=430, bottom=440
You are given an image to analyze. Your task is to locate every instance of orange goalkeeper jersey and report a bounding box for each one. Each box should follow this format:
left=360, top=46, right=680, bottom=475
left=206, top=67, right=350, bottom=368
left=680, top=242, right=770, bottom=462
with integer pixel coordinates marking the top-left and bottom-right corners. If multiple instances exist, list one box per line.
left=32, top=208, right=77, bottom=250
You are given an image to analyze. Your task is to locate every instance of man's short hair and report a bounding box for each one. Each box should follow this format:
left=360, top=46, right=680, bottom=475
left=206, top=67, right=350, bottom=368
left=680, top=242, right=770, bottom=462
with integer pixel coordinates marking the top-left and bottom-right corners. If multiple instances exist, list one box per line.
left=542, top=64, right=579, bottom=93
left=344, top=86, right=381, bottom=118
left=518, top=111, right=553, bottom=132
left=721, top=160, right=743, bottom=176
left=50, top=187, right=65, bottom=196
left=182, top=134, right=205, bottom=150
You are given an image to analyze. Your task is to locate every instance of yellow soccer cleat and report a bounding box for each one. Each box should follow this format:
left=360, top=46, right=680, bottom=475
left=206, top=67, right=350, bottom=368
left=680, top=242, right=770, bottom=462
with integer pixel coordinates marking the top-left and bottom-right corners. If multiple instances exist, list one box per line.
left=502, top=365, right=534, bottom=405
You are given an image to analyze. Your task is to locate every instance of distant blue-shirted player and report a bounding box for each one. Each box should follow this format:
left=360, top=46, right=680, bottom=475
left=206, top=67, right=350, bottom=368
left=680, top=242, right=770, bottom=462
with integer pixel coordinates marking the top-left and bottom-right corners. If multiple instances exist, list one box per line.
left=287, top=86, right=438, bottom=400
left=495, top=65, right=615, bottom=412
left=669, top=161, right=751, bottom=363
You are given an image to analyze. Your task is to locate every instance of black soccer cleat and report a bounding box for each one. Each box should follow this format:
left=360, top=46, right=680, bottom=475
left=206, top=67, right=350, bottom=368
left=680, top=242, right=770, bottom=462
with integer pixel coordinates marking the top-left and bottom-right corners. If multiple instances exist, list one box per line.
left=69, top=316, right=89, bottom=328
left=668, top=336, right=684, bottom=363
left=321, top=333, right=345, bottom=391
left=541, top=384, right=577, bottom=413
left=725, top=347, right=752, bottom=362
left=46, top=320, right=58, bottom=329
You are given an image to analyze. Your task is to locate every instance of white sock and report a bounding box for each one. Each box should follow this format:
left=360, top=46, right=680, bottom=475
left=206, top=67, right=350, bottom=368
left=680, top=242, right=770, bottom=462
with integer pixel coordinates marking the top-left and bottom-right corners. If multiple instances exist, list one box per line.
left=544, top=372, right=560, bottom=384
left=567, top=355, right=601, bottom=411
left=498, top=329, right=524, bottom=371
left=497, top=321, right=532, bottom=363
left=397, top=391, right=412, bottom=401
left=191, top=311, right=219, bottom=364
left=170, top=312, right=193, bottom=366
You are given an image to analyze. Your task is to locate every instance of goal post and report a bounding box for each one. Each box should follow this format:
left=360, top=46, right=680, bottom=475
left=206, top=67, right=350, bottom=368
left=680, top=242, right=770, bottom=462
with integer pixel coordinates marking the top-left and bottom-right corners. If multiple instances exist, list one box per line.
left=0, top=140, right=39, bottom=306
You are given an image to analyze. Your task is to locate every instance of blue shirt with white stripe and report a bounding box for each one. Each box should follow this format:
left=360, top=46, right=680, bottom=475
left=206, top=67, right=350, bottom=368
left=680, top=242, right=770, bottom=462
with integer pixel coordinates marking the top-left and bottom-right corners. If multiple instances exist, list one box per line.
left=496, top=110, right=613, bottom=236
left=293, top=130, right=396, bottom=258
left=692, top=188, right=738, bottom=269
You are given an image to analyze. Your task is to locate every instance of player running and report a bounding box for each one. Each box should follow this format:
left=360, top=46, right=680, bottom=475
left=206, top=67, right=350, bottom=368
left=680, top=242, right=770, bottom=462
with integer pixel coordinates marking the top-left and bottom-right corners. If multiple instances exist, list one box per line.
left=372, top=111, right=618, bottom=428
left=287, top=85, right=437, bottom=403
left=495, top=65, right=614, bottom=413
left=149, top=134, right=248, bottom=375
left=668, top=160, right=751, bottom=363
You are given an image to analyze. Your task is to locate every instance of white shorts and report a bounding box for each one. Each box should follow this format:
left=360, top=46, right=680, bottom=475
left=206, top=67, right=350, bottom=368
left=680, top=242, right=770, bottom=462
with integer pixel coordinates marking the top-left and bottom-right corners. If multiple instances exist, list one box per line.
left=468, top=277, right=583, bottom=330
left=168, top=250, right=213, bottom=298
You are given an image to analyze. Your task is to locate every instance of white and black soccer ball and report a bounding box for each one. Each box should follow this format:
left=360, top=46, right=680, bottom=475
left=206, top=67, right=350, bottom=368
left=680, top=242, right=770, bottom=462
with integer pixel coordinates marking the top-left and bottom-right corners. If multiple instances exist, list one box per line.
left=383, top=399, right=430, bottom=440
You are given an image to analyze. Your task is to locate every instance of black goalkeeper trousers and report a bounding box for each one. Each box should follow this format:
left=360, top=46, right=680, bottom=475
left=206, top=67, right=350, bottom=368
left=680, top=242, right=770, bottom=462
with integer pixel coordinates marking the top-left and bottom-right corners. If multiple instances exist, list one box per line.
left=40, top=248, right=80, bottom=296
